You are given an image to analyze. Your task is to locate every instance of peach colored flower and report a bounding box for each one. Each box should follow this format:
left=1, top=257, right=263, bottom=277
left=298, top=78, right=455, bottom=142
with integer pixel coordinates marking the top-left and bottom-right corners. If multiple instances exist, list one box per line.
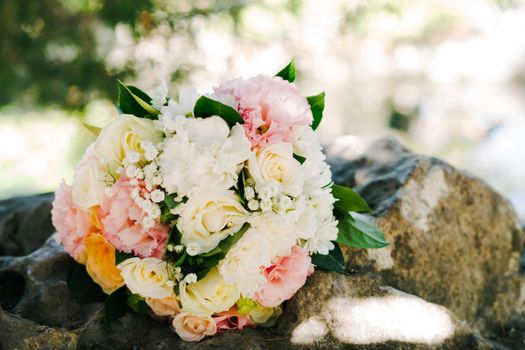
left=172, top=312, right=217, bottom=342
left=100, top=177, right=168, bottom=258
left=255, top=245, right=314, bottom=307
left=52, top=181, right=95, bottom=262
left=84, top=233, right=124, bottom=294
left=146, top=294, right=181, bottom=318
left=214, top=75, right=312, bottom=149
left=213, top=306, right=253, bottom=332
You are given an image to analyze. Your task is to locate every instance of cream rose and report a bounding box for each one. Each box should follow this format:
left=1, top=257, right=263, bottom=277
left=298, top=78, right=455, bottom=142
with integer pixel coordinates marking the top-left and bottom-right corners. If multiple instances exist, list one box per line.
left=145, top=294, right=181, bottom=317
left=179, top=267, right=239, bottom=317
left=94, top=115, right=162, bottom=172
left=172, top=312, right=217, bottom=342
left=72, top=146, right=107, bottom=210
left=177, top=190, right=248, bottom=256
left=248, top=143, right=303, bottom=196
left=118, top=257, right=174, bottom=299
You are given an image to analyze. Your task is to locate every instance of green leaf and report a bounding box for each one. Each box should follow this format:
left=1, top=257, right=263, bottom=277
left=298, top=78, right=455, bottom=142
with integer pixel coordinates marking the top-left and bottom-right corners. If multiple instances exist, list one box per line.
left=336, top=212, right=389, bottom=249
left=293, top=154, right=306, bottom=165
left=311, top=243, right=345, bottom=274
left=307, top=92, right=325, bottom=130
left=275, top=60, right=296, bottom=82
left=68, top=263, right=106, bottom=304
left=193, top=95, right=243, bottom=127
left=82, top=122, right=101, bottom=136
left=115, top=251, right=134, bottom=265
left=237, top=169, right=247, bottom=204
left=104, top=287, right=128, bottom=325
left=332, top=184, right=371, bottom=213
left=127, top=293, right=150, bottom=314
left=117, top=80, right=159, bottom=119
left=199, top=246, right=222, bottom=258
left=164, top=194, right=180, bottom=210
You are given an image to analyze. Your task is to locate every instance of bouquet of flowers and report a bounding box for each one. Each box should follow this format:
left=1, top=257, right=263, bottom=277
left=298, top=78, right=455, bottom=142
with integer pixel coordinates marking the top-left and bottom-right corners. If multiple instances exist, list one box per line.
left=51, top=61, right=388, bottom=342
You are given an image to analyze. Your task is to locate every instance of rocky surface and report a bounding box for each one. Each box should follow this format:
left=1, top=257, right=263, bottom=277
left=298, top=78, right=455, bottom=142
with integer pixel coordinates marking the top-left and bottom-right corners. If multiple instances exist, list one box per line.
left=328, top=137, right=524, bottom=334
left=1, top=137, right=524, bottom=349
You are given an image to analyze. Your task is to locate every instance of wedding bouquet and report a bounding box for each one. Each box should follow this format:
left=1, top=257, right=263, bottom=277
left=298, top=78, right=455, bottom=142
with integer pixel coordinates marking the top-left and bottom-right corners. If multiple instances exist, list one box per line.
left=51, top=61, right=388, bottom=341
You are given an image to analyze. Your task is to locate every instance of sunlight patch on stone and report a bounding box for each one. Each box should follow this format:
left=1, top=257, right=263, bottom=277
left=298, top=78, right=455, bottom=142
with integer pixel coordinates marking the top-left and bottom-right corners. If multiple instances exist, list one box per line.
left=291, top=316, right=329, bottom=344
left=328, top=289, right=455, bottom=345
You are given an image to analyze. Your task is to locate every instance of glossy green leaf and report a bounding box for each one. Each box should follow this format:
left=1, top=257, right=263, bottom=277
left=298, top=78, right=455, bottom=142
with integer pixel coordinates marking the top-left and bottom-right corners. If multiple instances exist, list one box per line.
left=104, top=287, right=128, bottom=325
left=293, top=153, right=306, bottom=164
left=336, top=211, right=389, bottom=249
left=332, top=184, right=371, bottom=213
left=275, top=60, right=296, bottom=82
left=68, top=263, right=106, bottom=304
left=311, top=243, right=345, bottom=274
left=193, top=95, right=243, bottom=127
left=127, top=293, right=150, bottom=313
left=307, top=92, right=325, bottom=130
left=117, top=80, right=159, bottom=119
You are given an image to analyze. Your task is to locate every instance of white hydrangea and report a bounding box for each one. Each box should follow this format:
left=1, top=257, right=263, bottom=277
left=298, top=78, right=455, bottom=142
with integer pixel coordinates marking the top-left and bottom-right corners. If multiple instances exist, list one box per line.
left=159, top=116, right=251, bottom=197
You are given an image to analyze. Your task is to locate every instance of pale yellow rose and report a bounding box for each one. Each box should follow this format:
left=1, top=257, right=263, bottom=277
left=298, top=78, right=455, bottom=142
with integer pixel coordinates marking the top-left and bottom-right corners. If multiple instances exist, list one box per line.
left=118, top=257, right=174, bottom=299
left=172, top=312, right=217, bottom=342
left=145, top=294, right=181, bottom=317
left=248, top=143, right=303, bottom=195
left=177, top=190, right=248, bottom=255
left=94, top=115, right=162, bottom=172
left=179, top=267, right=239, bottom=317
left=84, top=233, right=124, bottom=294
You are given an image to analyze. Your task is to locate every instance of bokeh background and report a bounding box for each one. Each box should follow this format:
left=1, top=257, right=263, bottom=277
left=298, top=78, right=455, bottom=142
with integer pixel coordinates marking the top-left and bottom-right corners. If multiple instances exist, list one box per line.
left=1, top=0, right=524, bottom=223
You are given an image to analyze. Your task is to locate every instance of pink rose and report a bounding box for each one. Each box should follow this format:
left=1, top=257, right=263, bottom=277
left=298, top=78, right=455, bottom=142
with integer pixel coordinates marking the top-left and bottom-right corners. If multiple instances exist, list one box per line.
left=51, top=181, right=93, bottom=261
left=213, top=306, right=253, bottom=332
left=100, top=177, right=168, bottom=258
left=255, top=245, right=314, bottom=308
left=214, top=75, right=312, bottom=149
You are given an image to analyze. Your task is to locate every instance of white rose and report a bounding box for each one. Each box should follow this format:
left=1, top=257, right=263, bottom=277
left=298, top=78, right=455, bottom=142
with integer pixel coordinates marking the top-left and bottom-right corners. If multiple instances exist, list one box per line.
left=71, top=145, right=106, bottom=210
left=179, top=267, right=239, bottom=317
left=94, top=115, right=162, bottom=173
left=178, top=190, right=248, bottom=255
left=248, top=143, right=303, bottom=196
left=117, top=257, right=174, bottom=299
left=172, top=312, right=217, bottom=342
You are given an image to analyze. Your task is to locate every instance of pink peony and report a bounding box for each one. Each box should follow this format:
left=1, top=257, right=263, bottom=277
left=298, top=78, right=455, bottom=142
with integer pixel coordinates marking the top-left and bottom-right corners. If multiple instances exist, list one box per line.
left=100, top=177, right=168, bottom=258
left=51, top=181, right=93, bottom=261
left=214, top=75, right=313, bottom=149
left=255, top=245, right=314, bottom=308
left=213, top=306, right=253, bottom=332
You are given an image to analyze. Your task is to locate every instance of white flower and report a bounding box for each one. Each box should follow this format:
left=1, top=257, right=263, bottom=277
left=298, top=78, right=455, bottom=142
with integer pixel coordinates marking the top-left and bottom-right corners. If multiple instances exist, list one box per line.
left=293, top=125, right=325, bottom=162
left=151, top=81, right=168, bottom=110
left=94, top=115, right=162, bottom=173
left=150, top=189, right=165, bottom=203
left=160, top=88, right=200, bottom=118
left=186, top=242, right=200, bottom=256
left=118, top=257, right=174, bottom=299
left=248, top=143, right=303, bottom=197
left=247, top=199, right=259, bottom=211
left=179, top=267, right=239, bottom=317
left=304, top=218, right=338, bottom=255
left=177, top=190, right=248, bottom=255
left=244, top=186, right=255, bottom=200
left=218, top=231, right=271, bottom=297
left=184, top=273, right=198, bottom=284
left=159, top=116, right=251, bottom=197
left=71, top=145, right=107, bottom=210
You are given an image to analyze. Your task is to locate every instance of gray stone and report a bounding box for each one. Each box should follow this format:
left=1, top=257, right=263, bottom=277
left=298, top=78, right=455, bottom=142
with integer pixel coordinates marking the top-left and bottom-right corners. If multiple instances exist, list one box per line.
left=328, top=136, right=524, bottom=333
left=0, top=193, right=55, bottom=256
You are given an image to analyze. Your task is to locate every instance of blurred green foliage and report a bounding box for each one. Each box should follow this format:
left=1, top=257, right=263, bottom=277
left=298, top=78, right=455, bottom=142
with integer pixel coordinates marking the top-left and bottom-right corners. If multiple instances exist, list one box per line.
left=0, top=0, right=252, bottom=109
